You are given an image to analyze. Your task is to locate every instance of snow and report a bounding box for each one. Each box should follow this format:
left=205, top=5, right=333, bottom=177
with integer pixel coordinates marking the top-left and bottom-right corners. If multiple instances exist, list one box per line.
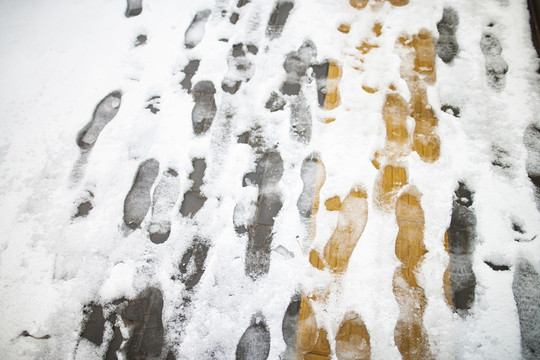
left=0, top=0, right=539, bottom=359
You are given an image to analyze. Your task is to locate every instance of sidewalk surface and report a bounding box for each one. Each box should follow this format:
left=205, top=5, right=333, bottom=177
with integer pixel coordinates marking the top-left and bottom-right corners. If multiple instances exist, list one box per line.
left=0, top=0, right=539, bottom=359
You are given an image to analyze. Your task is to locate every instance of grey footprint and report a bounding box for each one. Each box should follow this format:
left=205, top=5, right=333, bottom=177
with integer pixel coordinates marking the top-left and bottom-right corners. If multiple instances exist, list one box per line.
left=243, top=151, right=284, bottom=280
left=125, top=0, right=142, bottom=17
left=311, top=62, right=330, bottom=108
left=77, top=91, right=122, bottom=151
left=436, top=7, right=459, bottom=63
left=524, top=124, right=540, bottom=210
left=180, top=60, right=201, bottom=93
left=281, top=294, right=300, bottom=359
left=148, top=168, right=180, bottom=244
left=266, top=1, right=294, bottom=39
left=123, top=159, right=160, bottom=230
left=512, top=259, right=540, bottom=360
left=236, top=315, right=271, bottom=360
left=447, top=181, right=477, bottom=313
left=191, top=81, right=217, bottom=135
left=180, top=158, right=207, bottom=218
left=178, top=238, right=210, bottom=291
left=185, top=10, right=211, bottom=49
left=280, top=40, right=317, bottom=96
left=297, top=153, right=321, bottom=218
left=480, top=30, right=508, bottom=90
left=222, top=43, right=256, bottom=95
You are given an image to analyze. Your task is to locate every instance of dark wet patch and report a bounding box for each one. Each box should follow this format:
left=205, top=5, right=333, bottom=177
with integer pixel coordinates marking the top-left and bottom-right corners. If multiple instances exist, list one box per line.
left=123, top=159, right=160, bottom=230
left=135, top=34, right=147, bottom=46
left=266, top=1, right=294, bottom=39
left=180, top=158, right=207, bottom=218
left=185, top=10, right=211, bottom=49
left=237, top=0, right=250, bottom=7
left=512, top=260, right=540, bottom=360
left=312, top=62, right=330, bottom=108
left=180, top=60, right=200, bottom=93
left=436, top=7, right=459, bottom=63
left=233, top=43, right=246, bottom=57
left=74, top=191, right=94, bottom=218
left=105, top=325, right=123, bottom=360
left=441, top=104, right=460, bottom=117
left=236, top=314, right=271, bottom=360
left=512, top=221, right=526, bottom=234
left=145, top=96, right=161, bottom=114
left=447, top=181, right=477, bottom=313
left=192, top=81, right=217, bottom=135
left=290, top=91, right=312, bottom=144
left=177, top=238, right=210, bottom=291
left=20, top=331, right=51, bottom=340
left=480, top=30, right=509, bottom=90
left=222, top=80, right=242, bottom=94
left=125, top=0, right=143, bottom=17
left=219, top=38, right=229, bottom=42
left=81, top=304, right=106, bottom=345
left=230, top=12, right=240, bottom=24
left=484, top=261, right=510, bottom=271
left=77, top=91, right=122, bottom=151
left=265, top=91, right=286, bottom=112
left=247, top=45, right=259, bottom=55
left=120, top=288, right=165, bottom=359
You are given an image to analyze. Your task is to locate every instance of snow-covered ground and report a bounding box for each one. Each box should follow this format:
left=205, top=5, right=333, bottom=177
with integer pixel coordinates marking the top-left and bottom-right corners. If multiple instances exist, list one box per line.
left=0, top=0, right=539, bottom=359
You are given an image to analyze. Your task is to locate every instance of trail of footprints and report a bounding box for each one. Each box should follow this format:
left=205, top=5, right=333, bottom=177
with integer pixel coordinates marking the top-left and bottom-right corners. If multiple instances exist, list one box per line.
left=70, top=0, right=538, bottom=358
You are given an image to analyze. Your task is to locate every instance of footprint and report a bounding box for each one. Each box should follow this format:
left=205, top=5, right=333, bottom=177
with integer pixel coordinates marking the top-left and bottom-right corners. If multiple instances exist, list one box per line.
left=191, top=81, right=217, bottom=135
left=222, top=43, right=255, bottom=95
left=524, top=124, right=540, bottom=210
left=235, top=315, right=271, bottom=360
left=444, top=181, right=476, bottom=312
left=290, top=91, right=312, bottom=144
left=280, top=41, right=317, bottom=96
left=180, top=60, right=201, bottom=93
left=265, top=91, right=286, bottom=112
left=230, top=12, right=240, bottom=24
left=120, top=288, right=165, bottom=359
left=323, top=186, right=368, bottom=273
left=374, top=165, right=408, bottom=210
left=148, top=168, right=181, bottom=244
left=392, top=191, right=432, bottom=360
left=125, top=0, right=142, bottom=17
left=244, top=151, right=284, bottom=280
left=76, top=91, right=122, bottom=151
left=135, top=34, right=147, bottom=47
left=105, top=325, right=123, bottom=360
left=123, top=159, right=160, bottom=230
left=436, top=7, right=459, bottom=63
left=180, top=158, right=207, bottom=218
left=335, top=312, right=371, bottom=360
left=297, top=153, right=325, bottom=219
left=237, top=0, right=250, bottom=7
left=282, top=294, right=301, bottom=358
left=512, top=259, right=540, bottom=360
left=480, top=31, right=509, bottom=90
left=311, top=62, right=330, bottom=108
left=178, top=238, right=210, bottom=291
left=266, top=1, right=294, bottom=39
left=185, top=9, right=211, bottom=49
left=295, top=297, right=331, bottom=359
left=349, top=0, right=369, bottom=9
